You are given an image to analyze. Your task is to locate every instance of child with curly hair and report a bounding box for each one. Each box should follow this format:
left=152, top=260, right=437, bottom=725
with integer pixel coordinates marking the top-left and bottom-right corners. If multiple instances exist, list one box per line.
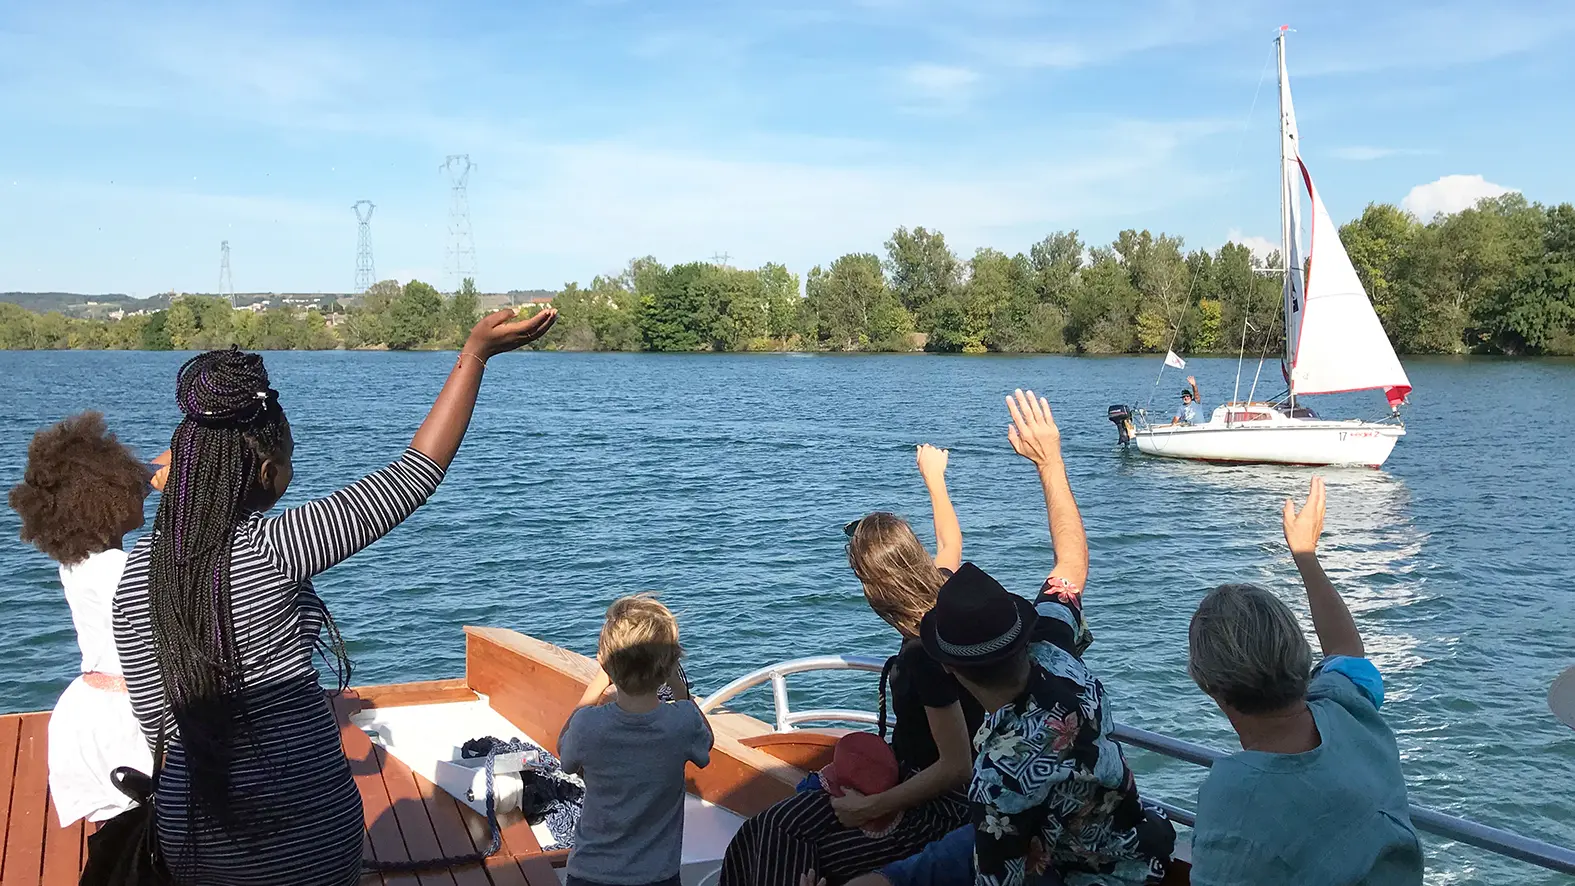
left=7, top=411, right=166, bottom=827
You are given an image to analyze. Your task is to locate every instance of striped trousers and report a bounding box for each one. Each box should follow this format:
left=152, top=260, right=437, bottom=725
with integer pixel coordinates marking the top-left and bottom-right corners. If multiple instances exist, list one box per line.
left=718, top=789, right=969, bottom=886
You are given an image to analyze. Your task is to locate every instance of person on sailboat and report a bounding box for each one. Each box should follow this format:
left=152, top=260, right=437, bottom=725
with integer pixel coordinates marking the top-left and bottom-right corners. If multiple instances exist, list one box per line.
left=1171, top=376, right=1204, bottom=426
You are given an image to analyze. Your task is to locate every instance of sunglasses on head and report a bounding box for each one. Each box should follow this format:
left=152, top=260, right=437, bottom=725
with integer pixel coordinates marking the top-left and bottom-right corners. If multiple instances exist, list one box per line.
left=843, top=518, right=862, bottom=538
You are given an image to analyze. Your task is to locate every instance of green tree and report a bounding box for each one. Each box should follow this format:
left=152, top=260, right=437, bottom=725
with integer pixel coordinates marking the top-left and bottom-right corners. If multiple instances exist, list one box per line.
left=386, top=281, right=444, bottom=350
left=447, top=278, right=481, bottom=346
left=1068, top=252, right=1139, bottom=353
left=165, top=298, right=200, bottom=349
left=1213, top=243, right=1282, bottom=357
left=1340, top=203, right=1419, bottom=327
left=1028, top=231, right=1085, bottom=310
left=0, top=303, right=36, bottom=349
left=639, top=262, right=718, bottom=351
left=1113, top=230, right=1188, bottom=353
left=1392, top=195, right=1544, bottom=353
left=885, top=227, right=960, bottom=327
left=140, top=311, right=174, bottom=350
left=805, top=253, right=911, bottom=350
left=1481, top=202, right=1575, bottom=354
left=959, top=248, right=1027, bottom=353
left=760, top=263, right=803, bottom=346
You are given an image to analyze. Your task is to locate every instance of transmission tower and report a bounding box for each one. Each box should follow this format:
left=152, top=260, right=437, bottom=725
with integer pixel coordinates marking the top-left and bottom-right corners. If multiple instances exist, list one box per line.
left=353, top=200, right=376, bottom=293
left=441, top=154, right=477, bottom=291
left=219, top=241, right=235, bottom=306
left=710, top=251, right=732, bottom=268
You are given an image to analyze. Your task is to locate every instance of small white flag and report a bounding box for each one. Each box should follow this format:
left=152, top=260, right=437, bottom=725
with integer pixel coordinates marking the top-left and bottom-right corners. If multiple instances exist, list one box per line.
left=1164, top=350, right=1186, bottom=369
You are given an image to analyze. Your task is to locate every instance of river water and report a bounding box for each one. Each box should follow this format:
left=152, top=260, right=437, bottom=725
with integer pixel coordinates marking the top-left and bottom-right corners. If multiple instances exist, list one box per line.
left=2, top=350, right=1572, bottom=884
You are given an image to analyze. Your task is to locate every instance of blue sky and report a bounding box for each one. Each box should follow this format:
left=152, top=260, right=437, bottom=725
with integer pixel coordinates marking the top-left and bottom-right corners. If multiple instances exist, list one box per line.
left=2, top=0, right=1571, bottom=296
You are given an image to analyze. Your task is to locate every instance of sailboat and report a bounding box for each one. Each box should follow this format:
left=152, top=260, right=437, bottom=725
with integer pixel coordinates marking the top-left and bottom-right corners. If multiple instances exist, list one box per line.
left=1131, top=27, right=1412, bottom=468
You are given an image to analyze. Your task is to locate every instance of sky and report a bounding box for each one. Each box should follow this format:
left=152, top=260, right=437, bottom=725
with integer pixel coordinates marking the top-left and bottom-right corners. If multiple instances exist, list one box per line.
left=1, top=0, right=1572, bottom=297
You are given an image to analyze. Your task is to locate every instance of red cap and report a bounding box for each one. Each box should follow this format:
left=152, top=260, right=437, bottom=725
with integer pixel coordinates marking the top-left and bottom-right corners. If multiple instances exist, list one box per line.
left=820, top=732, right=899, bottom=799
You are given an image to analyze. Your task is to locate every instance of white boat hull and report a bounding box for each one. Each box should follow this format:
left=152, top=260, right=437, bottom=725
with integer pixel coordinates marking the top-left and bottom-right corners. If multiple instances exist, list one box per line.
left=1134, top=420, right=1403, bottom=467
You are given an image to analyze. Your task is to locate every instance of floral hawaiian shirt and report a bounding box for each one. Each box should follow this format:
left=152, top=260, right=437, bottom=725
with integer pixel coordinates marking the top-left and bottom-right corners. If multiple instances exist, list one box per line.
left=968, top=577, right=1173, bottom=886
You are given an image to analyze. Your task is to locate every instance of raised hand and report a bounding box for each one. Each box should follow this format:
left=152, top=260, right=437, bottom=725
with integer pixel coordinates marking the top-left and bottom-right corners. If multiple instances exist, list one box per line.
left=148, top=449, right=172, bottom=493
left=1006, top=389, right=1063, bottom=467
left=798, top=871, right=827, bottom=886
left=916, top=443, right=949, bottom=484
left=463, top=307, right=559, bottom=360
left=1187, top=375, right=1197, bottom=386
left=1282, top=476, right=1327, bottom=556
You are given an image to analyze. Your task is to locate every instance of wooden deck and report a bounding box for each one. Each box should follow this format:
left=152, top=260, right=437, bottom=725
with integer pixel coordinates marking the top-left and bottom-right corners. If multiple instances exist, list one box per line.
left=0, top=691, right=562, bottom=886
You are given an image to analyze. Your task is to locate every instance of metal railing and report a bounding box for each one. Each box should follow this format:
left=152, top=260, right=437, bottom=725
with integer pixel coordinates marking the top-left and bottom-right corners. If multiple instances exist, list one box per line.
left=699, top=655, right=1575, bottom=877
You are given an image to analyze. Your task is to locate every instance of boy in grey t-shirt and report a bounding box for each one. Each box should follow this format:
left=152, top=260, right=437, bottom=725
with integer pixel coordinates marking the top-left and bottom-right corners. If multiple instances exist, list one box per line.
left=559, top=595, right=714, bottom=886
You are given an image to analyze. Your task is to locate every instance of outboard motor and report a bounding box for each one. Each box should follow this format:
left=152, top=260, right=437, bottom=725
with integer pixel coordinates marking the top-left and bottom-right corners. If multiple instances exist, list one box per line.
left=1108, top=404, right=1135, bottom=445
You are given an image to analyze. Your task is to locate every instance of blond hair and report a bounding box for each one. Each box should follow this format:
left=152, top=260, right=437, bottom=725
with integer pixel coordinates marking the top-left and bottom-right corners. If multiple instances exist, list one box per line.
left=599, top=594, right=682, bottom=695
left=846, top=512, right=945, bottom=638
left=1188, top=583, right=1312, bottom=714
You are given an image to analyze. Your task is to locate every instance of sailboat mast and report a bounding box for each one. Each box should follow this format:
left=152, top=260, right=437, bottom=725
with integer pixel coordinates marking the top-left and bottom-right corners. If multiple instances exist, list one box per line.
left=1276, top=28, right=1297, bottom=409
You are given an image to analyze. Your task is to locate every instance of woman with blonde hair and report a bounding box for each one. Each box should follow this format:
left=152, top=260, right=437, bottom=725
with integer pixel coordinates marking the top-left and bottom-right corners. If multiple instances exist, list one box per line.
left=720, top=444, right=981, bottom=886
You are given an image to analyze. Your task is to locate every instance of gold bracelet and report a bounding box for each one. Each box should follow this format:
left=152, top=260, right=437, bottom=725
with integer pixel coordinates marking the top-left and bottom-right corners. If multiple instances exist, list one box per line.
left=457, top=351, right=487, bottom=370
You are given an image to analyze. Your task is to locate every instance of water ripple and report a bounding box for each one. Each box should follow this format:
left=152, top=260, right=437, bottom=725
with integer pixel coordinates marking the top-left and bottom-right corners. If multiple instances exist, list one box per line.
left=2, top=350, right=1573, bottom=885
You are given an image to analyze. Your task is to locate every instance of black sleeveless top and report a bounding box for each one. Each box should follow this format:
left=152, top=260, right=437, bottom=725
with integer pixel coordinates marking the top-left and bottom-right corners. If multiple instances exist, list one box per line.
left=884, top=637, right=986, bottom=772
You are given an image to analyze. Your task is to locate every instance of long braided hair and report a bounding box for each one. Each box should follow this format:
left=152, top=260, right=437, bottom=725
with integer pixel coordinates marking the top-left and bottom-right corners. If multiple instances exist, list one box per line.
left=147, top=348, right=349, bottom=828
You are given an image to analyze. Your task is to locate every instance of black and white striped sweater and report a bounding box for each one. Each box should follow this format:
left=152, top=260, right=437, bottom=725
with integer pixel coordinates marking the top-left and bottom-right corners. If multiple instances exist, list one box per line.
left=113, top=449, right=445, bottom=886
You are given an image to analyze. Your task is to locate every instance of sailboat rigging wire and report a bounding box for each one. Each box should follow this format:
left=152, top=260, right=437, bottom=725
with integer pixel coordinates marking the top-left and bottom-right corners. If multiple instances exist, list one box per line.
left=1246, top=317, right=1275, bottom=404
left=1148, top=44, right=1276, bottom=415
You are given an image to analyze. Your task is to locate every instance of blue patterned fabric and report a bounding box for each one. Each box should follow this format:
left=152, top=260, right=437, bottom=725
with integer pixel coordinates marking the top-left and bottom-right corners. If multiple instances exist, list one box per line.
left=967, top=578, right=1172, bottom=886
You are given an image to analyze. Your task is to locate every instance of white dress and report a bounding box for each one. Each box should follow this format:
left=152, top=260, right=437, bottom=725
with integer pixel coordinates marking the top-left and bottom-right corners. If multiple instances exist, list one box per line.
left=48, top=548, right=154, bottom=827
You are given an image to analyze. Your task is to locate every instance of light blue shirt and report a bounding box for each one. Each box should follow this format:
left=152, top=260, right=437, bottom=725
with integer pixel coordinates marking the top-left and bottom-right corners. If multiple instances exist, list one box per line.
left=1178, top=401, right=1204, bottom=424
left=1190, top=657, right=1423, bottom=886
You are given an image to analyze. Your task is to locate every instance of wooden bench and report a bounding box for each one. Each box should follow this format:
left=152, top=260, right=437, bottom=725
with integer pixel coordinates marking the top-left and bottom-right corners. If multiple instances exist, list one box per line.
left=0, top=711, right=91, bottom=886
left=0, top=699, right=562, bottom=886
left=334, top=688, right=564, bottom=886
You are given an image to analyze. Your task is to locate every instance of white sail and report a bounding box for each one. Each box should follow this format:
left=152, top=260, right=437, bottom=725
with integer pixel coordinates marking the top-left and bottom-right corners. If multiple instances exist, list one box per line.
left=1289, top=160, right=1412, bottom=406
left=1277, top=33, right=1306, bottom=373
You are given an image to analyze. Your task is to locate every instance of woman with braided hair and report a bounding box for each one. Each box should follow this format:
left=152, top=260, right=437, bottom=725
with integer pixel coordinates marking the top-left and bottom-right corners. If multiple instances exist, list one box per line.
left=112, top=306, right=556, bottom=886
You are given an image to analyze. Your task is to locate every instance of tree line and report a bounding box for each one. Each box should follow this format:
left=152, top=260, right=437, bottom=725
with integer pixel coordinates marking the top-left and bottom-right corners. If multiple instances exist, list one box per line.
left=2, top=193, right=1571, bottom=355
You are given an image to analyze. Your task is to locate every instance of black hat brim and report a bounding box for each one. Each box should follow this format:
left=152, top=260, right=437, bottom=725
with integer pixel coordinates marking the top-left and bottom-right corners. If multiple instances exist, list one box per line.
left=919, top=595, right=1038, bottom=667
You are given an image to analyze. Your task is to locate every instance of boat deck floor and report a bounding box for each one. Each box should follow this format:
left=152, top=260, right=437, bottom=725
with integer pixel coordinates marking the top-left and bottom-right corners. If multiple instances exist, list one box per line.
left=0, top=695, right=562, bottom=886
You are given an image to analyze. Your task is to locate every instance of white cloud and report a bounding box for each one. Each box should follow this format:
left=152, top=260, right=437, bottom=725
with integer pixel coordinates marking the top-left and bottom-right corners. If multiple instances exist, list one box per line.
left=1226, top=229, right=1277, bottom=262
left=1330, top=146, right=1434, bottom=162
left=1400, top=175, right=1517, bottom=221
left=897, top=63, right=981, bottom=108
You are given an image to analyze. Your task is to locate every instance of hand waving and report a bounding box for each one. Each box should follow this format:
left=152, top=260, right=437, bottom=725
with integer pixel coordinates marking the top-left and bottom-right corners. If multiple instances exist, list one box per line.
left=916, top=444, right=949, bottom=483
left=1282, top=476, right=1326, bottom=556
left=464, top=307, right=559, bottom=360
left=1006, top=389, right=1063, bottom=467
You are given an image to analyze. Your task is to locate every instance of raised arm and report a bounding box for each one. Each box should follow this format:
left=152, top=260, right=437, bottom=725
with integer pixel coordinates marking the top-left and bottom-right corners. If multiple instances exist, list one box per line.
left=1283, top=477, right=1363, bottom=659
left=1188, top=375, right=1201, bottom=402
left=411, top=307, right=558, bottom=470
left=257, top=308, right=557, bottom=580
left=1006, top=389, right=1089, bottom=591
left=917, top=444, right=962, bottom=572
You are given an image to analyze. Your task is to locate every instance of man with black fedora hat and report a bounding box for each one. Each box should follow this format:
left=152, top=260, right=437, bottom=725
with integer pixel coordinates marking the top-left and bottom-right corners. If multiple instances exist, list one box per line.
left=850, top=391, right=1173, bottom=886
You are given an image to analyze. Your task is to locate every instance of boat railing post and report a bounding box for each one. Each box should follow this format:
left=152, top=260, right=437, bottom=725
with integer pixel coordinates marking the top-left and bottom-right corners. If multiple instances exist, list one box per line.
left=770, top=671, right=792, bottom=733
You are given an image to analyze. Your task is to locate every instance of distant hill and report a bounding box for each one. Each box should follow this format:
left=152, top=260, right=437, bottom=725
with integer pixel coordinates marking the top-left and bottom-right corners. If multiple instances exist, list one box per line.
left=3, top=288, right=559, bottom=318
left=0, top=292, right=160, bottom=314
